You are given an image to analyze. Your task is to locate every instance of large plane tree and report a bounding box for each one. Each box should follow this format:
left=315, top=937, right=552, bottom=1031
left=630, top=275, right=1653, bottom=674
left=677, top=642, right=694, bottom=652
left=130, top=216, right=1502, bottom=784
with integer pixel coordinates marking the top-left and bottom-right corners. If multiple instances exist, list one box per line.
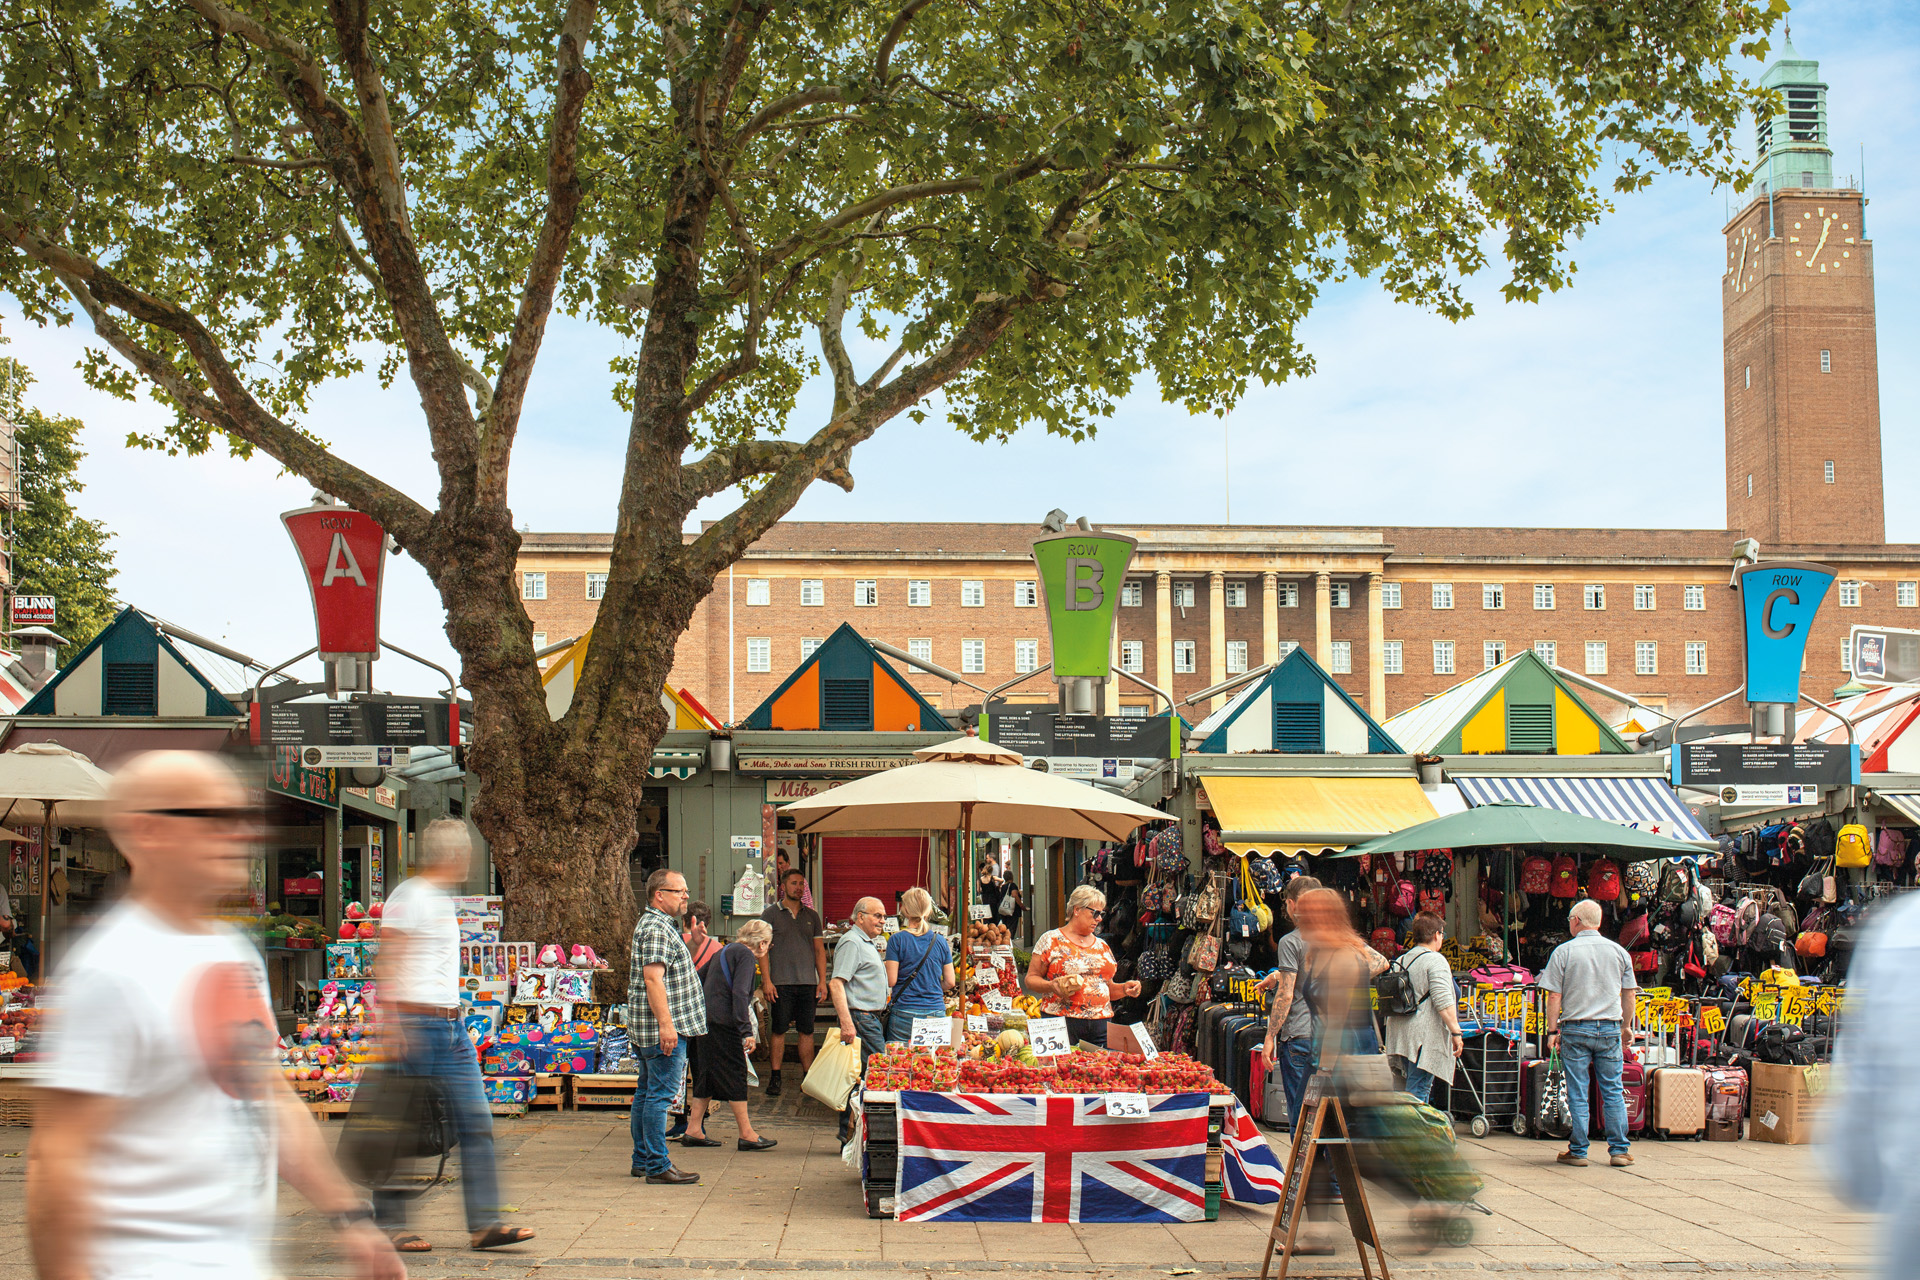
left=1, top=0, right=1782, bottom=971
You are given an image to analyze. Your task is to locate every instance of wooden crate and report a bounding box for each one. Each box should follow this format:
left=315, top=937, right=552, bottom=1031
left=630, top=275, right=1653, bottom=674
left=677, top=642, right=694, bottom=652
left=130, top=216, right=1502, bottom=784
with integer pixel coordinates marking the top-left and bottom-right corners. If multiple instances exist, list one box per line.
left=0, top=1080, right=36, bottom=1127
left=571, top=1073, right=637, bottom=1110
left=490, top=1101, right=529, bottom=1118
left=306, top=1098, right=354, bottom=1121
left=529, top=1074, right=567, bottom=1111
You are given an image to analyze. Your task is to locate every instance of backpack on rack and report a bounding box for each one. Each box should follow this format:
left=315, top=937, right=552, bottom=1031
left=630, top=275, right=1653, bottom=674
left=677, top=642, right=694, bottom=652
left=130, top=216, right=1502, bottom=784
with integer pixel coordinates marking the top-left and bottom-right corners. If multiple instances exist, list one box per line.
left=1550, top=854, right=1579, bottom=898
left=1417, top=850, right=1454, bottom=890
left=1521, top=855, right=1554, bottom=895
left=1624, top=859, right=1661, bottom=903
left=1587, top=858, right=1623, bottom=903
left=1875, top=827, right=1910, bottom=870
left=1836, top=824, right=1872, bottom=869
left=1388, top=872, right=1417, bottom=918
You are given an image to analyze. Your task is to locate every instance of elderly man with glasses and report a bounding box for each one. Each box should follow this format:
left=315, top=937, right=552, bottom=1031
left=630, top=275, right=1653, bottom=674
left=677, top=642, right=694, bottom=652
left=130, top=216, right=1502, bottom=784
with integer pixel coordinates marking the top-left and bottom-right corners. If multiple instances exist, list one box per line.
left=829, top=897, right=889, bottom=1144
left=628, top=868, right=706, bottom=1185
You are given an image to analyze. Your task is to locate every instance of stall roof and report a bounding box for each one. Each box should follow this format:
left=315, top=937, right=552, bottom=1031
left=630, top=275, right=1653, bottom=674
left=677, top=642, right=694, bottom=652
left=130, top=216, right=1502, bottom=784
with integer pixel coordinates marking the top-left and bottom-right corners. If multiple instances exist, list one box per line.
left=541, top=628, right=722, bottom=730
left=19, top=607, right=239, bottom=718
left=1382, top=650, right=1629, bottom=756
left=1198, top=774, right=1441, bottom=856
left=741, top=623, right=950, bottom=732
left=1189, top=649, right=1401, bottom=754
left=0, top=721, right=241, bottom=768
left=1451, top=774, right=1710, bottom=843
left=1690, top=684, right=1920, bottom=775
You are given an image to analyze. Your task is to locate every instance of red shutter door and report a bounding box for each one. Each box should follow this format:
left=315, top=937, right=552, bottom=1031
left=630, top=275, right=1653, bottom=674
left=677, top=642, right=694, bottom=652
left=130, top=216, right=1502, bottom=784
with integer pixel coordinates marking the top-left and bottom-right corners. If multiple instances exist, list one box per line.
left=820, top=835, right=929, bottom=925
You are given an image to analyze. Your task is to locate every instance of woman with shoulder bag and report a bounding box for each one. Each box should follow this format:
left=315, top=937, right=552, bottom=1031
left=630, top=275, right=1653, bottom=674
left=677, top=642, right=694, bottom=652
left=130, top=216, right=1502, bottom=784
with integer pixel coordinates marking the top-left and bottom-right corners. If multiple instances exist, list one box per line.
left=683, top=920, right=778, bottom=1150
left=1380, top=913, right=1465, bottom=1104
left=883, top=888, right=957, bottom=1045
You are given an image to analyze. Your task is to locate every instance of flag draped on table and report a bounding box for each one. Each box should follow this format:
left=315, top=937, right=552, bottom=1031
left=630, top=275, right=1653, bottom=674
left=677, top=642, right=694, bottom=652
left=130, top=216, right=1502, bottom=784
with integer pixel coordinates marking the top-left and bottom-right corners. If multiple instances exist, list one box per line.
left=1219, top=1096, right=1285, bottom=1204
left=896, top=1091, right=1212, bottom=1223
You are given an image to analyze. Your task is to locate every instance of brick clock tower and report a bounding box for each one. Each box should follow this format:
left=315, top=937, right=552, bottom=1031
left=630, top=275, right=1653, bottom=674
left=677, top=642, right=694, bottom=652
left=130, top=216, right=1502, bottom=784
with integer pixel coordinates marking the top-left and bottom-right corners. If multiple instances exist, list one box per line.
left=1723, top=39, right=1884, bottom=546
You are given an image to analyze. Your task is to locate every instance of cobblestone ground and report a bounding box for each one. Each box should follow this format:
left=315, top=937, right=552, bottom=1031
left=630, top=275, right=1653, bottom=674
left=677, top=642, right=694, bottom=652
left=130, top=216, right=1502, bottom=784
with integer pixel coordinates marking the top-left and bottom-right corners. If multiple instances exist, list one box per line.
left=0, top=1093, right=1869, bottom=1280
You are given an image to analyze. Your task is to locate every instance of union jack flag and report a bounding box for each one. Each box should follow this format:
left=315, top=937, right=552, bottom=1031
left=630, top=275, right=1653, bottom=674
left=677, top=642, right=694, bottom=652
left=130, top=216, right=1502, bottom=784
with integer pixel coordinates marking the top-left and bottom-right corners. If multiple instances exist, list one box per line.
left=896, top=1091, right=1211, bottom=1223
left=1220, top=1096, right=1285, bottom=1204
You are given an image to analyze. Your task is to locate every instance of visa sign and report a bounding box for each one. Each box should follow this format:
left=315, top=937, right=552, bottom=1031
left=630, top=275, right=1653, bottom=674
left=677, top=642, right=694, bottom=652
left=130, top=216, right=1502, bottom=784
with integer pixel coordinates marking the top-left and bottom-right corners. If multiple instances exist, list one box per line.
left=1032, top=528, right=1136, bottom=680
left=1736, top=560, right=1835, bottom=705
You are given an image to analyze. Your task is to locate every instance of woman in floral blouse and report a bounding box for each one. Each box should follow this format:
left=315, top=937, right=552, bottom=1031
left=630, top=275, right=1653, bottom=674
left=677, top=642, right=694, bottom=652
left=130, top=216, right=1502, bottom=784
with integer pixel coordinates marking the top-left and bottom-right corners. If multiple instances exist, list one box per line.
left=1023, top=884, right=1141, bottom=1048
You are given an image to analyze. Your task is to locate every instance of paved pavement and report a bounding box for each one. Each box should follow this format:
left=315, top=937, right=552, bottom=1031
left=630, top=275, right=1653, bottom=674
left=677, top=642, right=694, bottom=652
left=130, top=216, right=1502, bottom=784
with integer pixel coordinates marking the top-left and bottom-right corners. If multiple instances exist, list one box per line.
left=0, top=1094, right=1872, bottom=1280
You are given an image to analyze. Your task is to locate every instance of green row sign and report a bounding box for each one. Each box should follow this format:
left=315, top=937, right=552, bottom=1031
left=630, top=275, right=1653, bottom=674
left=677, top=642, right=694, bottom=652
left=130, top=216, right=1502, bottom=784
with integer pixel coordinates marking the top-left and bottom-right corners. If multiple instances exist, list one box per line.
left=1031, top=528, right=1137, bottom=681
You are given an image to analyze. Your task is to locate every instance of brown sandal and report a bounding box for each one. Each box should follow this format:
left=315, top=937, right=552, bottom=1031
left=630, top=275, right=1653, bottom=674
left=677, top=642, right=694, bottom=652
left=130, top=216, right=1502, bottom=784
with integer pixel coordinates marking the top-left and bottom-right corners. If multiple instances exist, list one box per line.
left=388, top=1234, right=432, bottom=1253
left=471, top=1225, right=536, bottom=1251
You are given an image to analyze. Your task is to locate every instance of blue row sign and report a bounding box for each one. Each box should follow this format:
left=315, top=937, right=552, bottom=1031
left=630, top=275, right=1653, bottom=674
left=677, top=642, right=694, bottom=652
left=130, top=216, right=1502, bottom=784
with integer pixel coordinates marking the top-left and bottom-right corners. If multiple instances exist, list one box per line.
left=1736, top=560, right=1835, bottom=705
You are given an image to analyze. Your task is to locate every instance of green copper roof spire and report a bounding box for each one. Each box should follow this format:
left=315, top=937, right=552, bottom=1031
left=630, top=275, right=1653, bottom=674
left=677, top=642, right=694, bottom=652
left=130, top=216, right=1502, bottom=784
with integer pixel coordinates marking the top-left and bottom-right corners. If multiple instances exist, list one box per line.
left=1755, top=31, right=1833, bottom=192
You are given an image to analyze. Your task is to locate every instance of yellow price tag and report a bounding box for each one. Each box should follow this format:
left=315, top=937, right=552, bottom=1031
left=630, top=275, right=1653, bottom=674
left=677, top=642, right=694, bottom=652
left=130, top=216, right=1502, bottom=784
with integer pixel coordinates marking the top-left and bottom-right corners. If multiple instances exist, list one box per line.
left=1701, top=1006, right=1726, bottom=1034
left=1814, top=986, right=1845, bottom=1016
left=1780, top=989, right=1815, bottom=1025
left=1752, top=992, right=1780, bottom=1021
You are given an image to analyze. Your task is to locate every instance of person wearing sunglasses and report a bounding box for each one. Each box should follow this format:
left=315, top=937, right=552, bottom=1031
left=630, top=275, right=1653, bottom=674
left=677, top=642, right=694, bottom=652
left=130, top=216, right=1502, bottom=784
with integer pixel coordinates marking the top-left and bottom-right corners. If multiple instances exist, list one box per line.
left=1024, top=884, right=1140, bottom=1049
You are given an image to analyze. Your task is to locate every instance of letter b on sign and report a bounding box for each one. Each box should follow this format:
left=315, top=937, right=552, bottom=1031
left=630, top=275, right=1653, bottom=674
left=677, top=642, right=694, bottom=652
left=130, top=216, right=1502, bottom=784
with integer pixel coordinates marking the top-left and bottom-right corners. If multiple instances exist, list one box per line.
left=1065, top=557, right=1104, bottom=611
left=1032, top=529, right=1137, bottom=681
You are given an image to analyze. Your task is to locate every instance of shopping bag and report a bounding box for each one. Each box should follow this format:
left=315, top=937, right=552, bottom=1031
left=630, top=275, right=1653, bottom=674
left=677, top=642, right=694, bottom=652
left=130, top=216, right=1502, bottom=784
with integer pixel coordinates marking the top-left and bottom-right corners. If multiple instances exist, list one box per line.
left=338, top=1068, right=454, bottom=1197
left=802, top=1026, right=862, bottom=1110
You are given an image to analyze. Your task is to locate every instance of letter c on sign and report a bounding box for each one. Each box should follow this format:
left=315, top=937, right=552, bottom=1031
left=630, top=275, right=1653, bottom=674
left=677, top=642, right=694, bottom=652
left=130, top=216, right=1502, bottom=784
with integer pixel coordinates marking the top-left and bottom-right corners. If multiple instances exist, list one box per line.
left=1762, top=587, right=1799, bottom=639
left=1065, top=557, right=1104, bottom=611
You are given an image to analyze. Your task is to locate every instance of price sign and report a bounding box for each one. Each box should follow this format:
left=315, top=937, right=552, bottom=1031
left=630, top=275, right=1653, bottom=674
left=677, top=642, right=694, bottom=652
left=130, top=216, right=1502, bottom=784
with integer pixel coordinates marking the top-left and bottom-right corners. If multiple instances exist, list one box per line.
left=992, top=945, right=1014, bottom=959
left=1127, top=1023, right=1157, bottom=1060
left=1028, top=1016, right=1071, bottom=1057
left=976, top=960, right=999, bottom=981
left=885, top=916, right=900, bottom=933
left=966, top=1014, right=988, bottom=1032
left=969, top=903, right=992, bottom=920
left=910, top=1016, right=952, bottom=1048
left=983, top=992, right=1013, bottom=1013
left=0, top=1036, right=15, bottom=1056
left=1815, top=986, right=1845, bottom=1016
left=1104, top=1092, right=1150, bottom=1118
left=1701, top=1005, right=1727, bottom=1035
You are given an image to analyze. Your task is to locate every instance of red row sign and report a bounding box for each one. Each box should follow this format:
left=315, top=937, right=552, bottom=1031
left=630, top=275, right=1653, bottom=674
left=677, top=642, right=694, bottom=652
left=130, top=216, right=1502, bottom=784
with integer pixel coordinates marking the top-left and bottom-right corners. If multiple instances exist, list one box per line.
left=281, top=506, right=388, bottom=658
left=12, top=596, right=54, bottom=626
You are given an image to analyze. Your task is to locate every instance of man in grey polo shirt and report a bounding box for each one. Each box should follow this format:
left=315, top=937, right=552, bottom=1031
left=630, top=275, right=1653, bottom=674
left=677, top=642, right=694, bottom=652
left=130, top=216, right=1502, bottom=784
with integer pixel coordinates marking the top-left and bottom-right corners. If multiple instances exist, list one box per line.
left=829, top=897, right=888, bottom=1144
left=758, top=869, right=825, bottom=1098
left=1539, top=898, right=1639, bottom=1168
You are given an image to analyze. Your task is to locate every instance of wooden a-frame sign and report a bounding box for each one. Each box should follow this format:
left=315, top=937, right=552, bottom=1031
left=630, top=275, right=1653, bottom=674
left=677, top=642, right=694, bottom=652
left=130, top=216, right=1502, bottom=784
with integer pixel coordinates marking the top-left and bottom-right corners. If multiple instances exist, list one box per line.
left=1259, top=1073, right=1390, bottom=1280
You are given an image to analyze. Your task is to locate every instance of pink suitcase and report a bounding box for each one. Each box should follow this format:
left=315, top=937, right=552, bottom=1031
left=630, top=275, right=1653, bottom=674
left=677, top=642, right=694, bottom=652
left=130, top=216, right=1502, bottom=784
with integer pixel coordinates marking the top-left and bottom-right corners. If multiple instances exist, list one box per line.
left=1649, top=1065, right=1708, bottom=1139
left=1704, top=1066, right=1748, bottom=1141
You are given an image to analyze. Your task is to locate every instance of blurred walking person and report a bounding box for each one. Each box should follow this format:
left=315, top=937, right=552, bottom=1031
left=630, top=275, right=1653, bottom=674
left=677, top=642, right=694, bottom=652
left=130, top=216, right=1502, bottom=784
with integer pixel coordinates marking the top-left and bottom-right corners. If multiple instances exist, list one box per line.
left=375, top=818, right=535, bottom=1251
left=28, top=751, right=406, bottom=1280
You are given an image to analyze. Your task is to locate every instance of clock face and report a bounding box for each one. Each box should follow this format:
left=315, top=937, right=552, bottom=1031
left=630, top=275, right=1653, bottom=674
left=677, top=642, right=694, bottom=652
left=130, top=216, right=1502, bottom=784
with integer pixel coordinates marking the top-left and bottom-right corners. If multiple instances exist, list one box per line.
left=1788, top=206, right=1854, bottom=274
left=1727, top=225, right=1757, bottom=293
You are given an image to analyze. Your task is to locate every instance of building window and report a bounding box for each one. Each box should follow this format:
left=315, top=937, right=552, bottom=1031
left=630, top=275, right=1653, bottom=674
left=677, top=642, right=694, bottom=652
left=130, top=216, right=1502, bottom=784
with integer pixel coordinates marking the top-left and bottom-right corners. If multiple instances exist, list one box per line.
left=1686, top=642, right=1708, bottom=675
left=1838, top=580, right=1862, bottom=607
left=1482, top=583, right=1505, bottom=610
left=1383, top=641, right=1403, bottom=675
left=746, top=638, right=771, bottom=672
left=1174, top=582, right=1196, bottom=608
left=1117, top=704, right=1148, bottom=719
left=1636, top=642, right=1658, bottom=675
left=961, top=639, right=985, bottom=673
left=1330, top=641, right=1352, bottom=674
left=1014, top=639, right=1039, bottom=672
left=1330, top=582, right=1351, bottom=608
left=1381, top=582, right=1402, bottom=609
left=587, top=572, right=608, bottom=600
left=800, top=579, right=824, bottom=606
left=1584, top=584, right=1606, bottom=610
left=1120, top=640, right=1144, bottom=673
left=1014, top=581, right=1038, bottom=607
left=1534, top=583, right=1555, bottom=610
left=1534, top=640, right=1557, bottom=666
left=532, top=631, right=547, bottom=655
left=960, top=580, right=985, bottom=607
left=1174, top=641, right=1197, bottom=673
left=1745, top=365, right=1751, bottom=389
left=1431, top=583, right=1455, bottom=610
left=907, top=638, right=932, bottom=664
left=1226, top=640, right=1249, bottom=674
left=1684, top=585, right=1706, bottom=610
left=521, top=571, right=546, bottom=600
left=1841, top=640, right=1852, bottom=674
left=1433, top=641, right=1455, bottom=676
left=1484, top=641, right=1506, bottom=669
left=1277, top=582, right=1300, bottom=608
left=1825, top=460, right=1836, bottom=484
left=1899, top=581, right=1918, bottom=608
left=1820, top=349, right=1832, bottom=373
left=1747, top=474, right=1753, bottom=498
left=1225, top=582, right=1247, bottom=608
left=1121, top=581, right=1144, bottom=607
left=907, top=580, right=931, bottom=607
left=1585, top=641, right=1608, bottom=675
left=800, top=637, right=823, bottom=660
left=854, top=580, right=878, bottom=606
left=745, top=577, right=769, bottom=606
left=1633, top=585, right=1655, bottom=611
left=1277, top=640, right=1300, bottom=660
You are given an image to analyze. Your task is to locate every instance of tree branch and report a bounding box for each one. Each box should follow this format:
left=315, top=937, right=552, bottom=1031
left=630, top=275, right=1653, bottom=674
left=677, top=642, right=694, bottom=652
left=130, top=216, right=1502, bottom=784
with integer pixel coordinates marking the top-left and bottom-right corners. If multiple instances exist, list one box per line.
left=225, top=153, right=330, bottom=171
left=479, top=0, right=599, bottom=503
left=681, top=439, right=853, bottom=500
left=330, top=214, right=495, bottom=416
left=874, top=0, right=938, bottom=85
left=734, top=85, right=847, bottom=142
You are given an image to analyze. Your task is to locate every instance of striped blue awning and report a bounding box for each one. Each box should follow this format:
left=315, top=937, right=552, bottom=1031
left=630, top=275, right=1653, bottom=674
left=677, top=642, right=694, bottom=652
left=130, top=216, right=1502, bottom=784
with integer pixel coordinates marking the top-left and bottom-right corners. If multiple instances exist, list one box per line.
left=1453, top=775, right=1710, bottom=843
left=647, top=750, right=704, bottom=780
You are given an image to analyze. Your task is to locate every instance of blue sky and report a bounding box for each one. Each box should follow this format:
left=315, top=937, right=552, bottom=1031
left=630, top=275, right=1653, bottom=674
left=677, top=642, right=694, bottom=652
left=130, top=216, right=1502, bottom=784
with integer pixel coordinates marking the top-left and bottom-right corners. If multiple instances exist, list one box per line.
left=3, top=0, right=1914, bottom=681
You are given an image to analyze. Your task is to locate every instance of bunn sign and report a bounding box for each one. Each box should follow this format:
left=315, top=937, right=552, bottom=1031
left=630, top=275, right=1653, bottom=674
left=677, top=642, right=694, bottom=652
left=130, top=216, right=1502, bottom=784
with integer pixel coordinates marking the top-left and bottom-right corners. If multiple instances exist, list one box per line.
left=282, top=504, right=390, bottom=659
left=1735, top=560, right=1835, bottom=705
left=11, top=595, right=54, bottom=626
left=1031, top=528, right=1136, bottom=680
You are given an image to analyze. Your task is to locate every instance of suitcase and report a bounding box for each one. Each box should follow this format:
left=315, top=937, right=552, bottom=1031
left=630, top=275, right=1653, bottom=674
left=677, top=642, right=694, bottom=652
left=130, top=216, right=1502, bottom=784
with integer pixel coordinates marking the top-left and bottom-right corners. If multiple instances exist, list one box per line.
left=1197, top=1002, right=1259, bottom=1071
left=1230, top=1023, right=1267, bottom=1112
left=1250, top=1049, right=1269, bottom=1120
left=1586, top=1055, right=1649, bottom=1136
left=1215, top=1015, right=1258, bottom=1102
left=1648, top=1065, right=1708, bottom=1139
left=1262, top=1066, right=1293, bottom=1130
left=1704, top=1066, right=1748, bottom=1141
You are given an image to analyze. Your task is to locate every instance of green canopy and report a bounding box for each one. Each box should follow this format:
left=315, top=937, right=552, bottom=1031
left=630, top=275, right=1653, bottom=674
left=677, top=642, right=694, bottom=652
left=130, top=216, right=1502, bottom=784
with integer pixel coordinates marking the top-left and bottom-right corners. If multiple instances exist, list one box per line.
left=1331, top=800, right=1703, bottom=862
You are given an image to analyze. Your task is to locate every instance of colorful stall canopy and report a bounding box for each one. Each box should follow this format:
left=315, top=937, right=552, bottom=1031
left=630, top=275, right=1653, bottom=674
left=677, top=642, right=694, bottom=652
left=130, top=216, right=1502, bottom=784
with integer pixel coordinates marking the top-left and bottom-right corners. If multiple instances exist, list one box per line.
left=1452, top=774, right=1710, bottom=842
left=1199, top=774, right=1441, bottom=856
left=19, top=606, right=240, bottom=717
left=1382, top=650, right=1630, bottom=756
left=1189, top=648, right=1401, bottom=754
left=540, top=628, right=721, bottom=730
left=741, top=623, right=950, bottom=732
left=1334, top=800, right=1703, bottom=861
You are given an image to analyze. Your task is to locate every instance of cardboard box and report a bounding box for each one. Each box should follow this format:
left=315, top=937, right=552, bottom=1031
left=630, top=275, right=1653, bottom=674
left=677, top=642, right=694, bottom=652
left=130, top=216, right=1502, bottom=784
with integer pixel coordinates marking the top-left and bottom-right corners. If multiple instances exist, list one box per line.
left=1750, top=1062, right=1823, bottom=1145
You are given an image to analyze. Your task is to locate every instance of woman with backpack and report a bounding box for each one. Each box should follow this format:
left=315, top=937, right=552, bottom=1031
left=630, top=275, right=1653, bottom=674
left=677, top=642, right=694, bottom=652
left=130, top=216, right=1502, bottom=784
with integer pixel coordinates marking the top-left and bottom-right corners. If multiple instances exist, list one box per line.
left=1381, top=913, right=1466, bottom=1105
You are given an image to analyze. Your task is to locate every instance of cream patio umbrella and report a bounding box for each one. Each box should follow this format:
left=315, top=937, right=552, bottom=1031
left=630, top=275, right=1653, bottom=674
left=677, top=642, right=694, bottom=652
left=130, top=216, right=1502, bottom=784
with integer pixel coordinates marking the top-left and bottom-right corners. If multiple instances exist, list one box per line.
left=779, top=735, right=1171, bottom=948
left=0, top=743, right=115, bottom=968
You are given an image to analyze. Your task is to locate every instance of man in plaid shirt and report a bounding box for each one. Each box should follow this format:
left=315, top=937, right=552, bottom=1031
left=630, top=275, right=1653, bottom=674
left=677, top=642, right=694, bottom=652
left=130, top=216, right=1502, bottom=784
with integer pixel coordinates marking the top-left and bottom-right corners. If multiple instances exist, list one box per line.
left=627, top=868, right=707, bottom=1184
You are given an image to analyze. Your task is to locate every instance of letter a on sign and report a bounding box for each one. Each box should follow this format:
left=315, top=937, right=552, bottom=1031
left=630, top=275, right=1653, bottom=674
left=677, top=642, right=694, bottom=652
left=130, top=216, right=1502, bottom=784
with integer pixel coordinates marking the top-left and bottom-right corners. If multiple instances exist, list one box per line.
left=282, top=506, right=389, bottom=657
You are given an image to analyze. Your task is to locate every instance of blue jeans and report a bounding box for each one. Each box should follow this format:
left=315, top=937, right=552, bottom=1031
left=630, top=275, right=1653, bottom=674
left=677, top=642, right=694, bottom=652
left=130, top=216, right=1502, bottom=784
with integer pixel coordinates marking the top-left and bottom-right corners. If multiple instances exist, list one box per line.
left=837, top=1011, right=887, bottom=1141
left=1559, top=1020, right=1630, bottom=1157
left=887, top=1006, right=945, bottom=1046
left=1279, top=1038, right=1316, bottom=1129
left=630, top=1038, right=689, bottom=1175
left=373, top=1013, right=502, bottom=1233
left=1403, top=1062, right=1439, bottom=1106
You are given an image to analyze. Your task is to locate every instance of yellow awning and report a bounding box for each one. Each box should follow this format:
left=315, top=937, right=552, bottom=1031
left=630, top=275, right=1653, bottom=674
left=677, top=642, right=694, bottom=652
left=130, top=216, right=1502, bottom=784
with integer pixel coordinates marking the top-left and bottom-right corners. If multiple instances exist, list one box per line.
left=1198, top=775, right=1440, bottom=856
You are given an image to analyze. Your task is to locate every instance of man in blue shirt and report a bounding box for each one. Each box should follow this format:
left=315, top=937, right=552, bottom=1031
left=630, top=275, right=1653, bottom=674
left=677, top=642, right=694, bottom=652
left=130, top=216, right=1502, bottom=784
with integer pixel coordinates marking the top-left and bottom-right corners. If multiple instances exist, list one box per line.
left=1538, top=899, right=1638, bottom=1168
